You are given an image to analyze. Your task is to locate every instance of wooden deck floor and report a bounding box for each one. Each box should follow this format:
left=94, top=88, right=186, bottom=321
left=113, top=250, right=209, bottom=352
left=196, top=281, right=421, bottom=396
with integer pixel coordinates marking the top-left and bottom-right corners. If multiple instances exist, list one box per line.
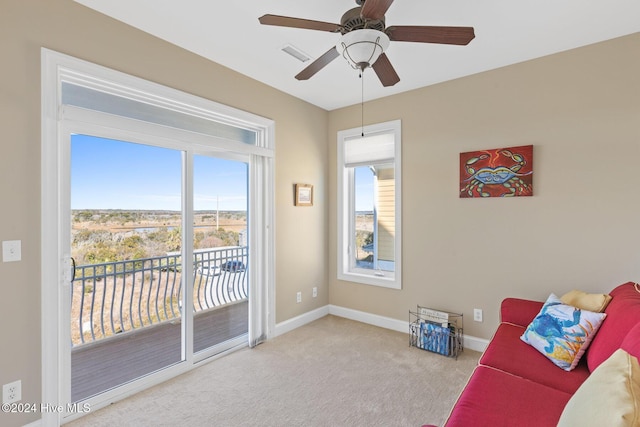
left=71, top=300, right=248, bottom=402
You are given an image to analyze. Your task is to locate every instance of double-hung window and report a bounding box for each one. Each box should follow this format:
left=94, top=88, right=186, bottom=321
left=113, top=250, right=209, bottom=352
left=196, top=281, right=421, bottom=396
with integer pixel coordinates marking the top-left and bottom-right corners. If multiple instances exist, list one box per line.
left=337, top=120, right=401, bottom=289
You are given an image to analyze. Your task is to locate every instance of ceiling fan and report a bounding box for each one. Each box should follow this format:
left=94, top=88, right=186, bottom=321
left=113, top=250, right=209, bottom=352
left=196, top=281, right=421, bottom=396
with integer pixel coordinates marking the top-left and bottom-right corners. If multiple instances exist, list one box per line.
left=259, top=0, right=475, bottom=87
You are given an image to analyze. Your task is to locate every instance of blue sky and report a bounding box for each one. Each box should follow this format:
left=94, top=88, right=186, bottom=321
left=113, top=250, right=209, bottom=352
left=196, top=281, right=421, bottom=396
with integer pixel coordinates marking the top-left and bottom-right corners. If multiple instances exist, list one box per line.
left=72, top=134, right=373, bottom=212
left=71, top=134, right=248, bottom=211
left=355, top=166, right=374, bottom=212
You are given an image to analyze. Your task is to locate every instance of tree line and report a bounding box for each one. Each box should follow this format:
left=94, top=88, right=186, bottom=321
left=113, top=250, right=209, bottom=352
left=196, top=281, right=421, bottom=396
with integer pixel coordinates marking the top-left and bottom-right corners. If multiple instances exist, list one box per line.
left=72, top=210, right=243, bottom=266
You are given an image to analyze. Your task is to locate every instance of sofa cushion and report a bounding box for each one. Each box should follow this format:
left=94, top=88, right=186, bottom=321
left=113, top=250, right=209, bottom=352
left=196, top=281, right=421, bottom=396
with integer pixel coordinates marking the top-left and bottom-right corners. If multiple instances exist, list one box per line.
left=480, top=322, right=590, bottom=394
left=500, top=298, right=543, bottom=327
left=521, top=294, right=606, bottom=371
left=560, top=289, right=612, bottom=312
left=557, top=348, right=640, bottom=427
left=444, top=365, right=572, bottom=427
left=621, top=322, right=640, bottom=358
left=587, top=282, right=640, bottom=372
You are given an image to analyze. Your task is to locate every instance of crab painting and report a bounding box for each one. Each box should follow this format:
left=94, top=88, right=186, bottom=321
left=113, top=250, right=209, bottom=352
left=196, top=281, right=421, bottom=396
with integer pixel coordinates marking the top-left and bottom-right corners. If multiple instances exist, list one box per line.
left=459, top=145, right=533, bottom=198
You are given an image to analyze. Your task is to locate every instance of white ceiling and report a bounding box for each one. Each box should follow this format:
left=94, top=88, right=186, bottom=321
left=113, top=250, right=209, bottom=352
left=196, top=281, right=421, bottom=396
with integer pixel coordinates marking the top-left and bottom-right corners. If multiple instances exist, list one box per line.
left=75, top=0, right=640, bottom=111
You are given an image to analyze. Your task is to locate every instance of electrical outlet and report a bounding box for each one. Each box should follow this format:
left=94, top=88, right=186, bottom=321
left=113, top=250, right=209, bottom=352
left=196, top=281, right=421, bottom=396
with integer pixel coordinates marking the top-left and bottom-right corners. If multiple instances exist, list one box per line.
left=312, top=287, right=317, bottom=298
left=2, top=240, right=22, bottom=262
left=296, top=291, right=302, bottom=303
left=3, top=380, right=22, bottom=404
left=473, top=308, right=483, bottom=322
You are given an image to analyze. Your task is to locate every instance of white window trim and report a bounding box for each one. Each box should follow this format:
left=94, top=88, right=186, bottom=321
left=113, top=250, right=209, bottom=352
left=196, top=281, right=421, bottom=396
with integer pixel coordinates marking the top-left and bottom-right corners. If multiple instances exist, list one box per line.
left=337, top=120, right=402, bottom=289
left=41, top=48, right=275, bottom=424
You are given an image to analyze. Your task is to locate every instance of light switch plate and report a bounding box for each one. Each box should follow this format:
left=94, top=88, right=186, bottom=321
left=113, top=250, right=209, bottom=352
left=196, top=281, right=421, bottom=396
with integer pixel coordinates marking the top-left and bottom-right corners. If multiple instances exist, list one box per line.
left=2, top=240, right=22, bottom=262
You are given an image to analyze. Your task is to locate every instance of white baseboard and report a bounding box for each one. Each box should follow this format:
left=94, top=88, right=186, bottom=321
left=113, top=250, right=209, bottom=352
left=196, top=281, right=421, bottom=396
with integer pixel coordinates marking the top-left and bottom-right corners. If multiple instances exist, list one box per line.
left=274, top=304, right=489, bottom=353
left=462, top=334, right=490, bottom=353
left=273, top=305, right=330, bottom=337
left=329, top=304, right=408, bottom=333
left=329, top=304, right=489, bottom=353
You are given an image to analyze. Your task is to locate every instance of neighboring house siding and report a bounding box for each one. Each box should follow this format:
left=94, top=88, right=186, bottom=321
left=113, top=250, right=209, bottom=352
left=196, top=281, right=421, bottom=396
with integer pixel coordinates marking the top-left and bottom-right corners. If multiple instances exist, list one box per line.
left=376, top=167, right=395, bottom=265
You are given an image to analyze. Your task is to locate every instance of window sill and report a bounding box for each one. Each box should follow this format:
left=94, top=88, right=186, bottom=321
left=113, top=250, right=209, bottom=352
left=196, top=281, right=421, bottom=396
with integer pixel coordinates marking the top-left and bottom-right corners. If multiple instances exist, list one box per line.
left=338, top=269, right=401, bottom=290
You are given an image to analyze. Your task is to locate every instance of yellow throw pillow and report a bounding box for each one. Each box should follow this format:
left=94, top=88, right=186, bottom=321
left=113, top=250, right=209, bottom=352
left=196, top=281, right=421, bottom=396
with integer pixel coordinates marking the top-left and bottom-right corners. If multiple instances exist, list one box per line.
left=561, top=289, right=612, bottom=313
left=557, top=348, right=640, bottom=427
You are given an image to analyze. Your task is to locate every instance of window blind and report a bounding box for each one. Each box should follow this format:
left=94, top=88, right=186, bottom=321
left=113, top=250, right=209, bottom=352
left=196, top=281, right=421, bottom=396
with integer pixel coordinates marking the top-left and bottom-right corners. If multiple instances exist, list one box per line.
left=344, top=133, right=395, bottom=167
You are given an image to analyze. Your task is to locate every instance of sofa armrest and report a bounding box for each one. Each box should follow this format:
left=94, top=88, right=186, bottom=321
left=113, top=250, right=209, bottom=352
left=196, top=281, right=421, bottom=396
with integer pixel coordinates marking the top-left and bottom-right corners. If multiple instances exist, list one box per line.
left=500, top=298, right=543, bottom=327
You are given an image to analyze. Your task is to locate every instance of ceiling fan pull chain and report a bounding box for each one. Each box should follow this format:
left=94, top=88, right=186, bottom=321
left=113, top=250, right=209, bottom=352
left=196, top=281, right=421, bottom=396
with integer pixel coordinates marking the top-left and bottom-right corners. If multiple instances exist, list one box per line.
left=361, top=70, right=365, bottom=137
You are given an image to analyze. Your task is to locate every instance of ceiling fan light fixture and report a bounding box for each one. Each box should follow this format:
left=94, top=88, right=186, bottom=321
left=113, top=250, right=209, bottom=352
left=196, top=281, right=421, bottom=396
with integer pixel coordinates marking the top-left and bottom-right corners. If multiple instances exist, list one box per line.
left=337, top=29, right=390, bottom=71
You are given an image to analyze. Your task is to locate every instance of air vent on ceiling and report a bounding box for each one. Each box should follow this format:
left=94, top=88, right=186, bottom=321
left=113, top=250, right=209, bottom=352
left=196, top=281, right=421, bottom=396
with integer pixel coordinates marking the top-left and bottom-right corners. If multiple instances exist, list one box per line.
left=281, top=44, right=311, bottom=62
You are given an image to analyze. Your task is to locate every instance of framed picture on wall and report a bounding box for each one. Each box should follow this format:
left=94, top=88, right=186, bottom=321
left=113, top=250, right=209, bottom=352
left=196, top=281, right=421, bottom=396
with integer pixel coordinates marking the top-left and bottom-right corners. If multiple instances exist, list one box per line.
left=459, top=145, right=533, bottom=198
left=295, top=183, right=313, bottom=206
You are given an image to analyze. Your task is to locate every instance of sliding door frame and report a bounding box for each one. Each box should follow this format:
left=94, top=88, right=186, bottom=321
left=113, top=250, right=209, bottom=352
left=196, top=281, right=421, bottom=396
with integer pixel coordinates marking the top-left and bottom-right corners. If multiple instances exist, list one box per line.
left=41, top=49, right=275, bottom=425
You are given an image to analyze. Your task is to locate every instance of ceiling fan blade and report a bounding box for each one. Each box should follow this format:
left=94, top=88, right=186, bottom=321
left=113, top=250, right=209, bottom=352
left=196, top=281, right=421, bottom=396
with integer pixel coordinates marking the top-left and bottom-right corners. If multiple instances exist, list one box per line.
left=386, top=25, right=475, bottom=45
left=295, top=47, right=340, bottom=80
left=372, top=53, right=400, bottom=87
left=360, top=0, right=394, bottom=20
left=259, top=14, right=342, bottom=32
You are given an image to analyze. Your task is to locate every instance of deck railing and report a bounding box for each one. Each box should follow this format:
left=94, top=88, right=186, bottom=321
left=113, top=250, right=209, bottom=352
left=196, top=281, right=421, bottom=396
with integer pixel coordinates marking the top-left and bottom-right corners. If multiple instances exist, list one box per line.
left=71, top=246, right=248, bottom=345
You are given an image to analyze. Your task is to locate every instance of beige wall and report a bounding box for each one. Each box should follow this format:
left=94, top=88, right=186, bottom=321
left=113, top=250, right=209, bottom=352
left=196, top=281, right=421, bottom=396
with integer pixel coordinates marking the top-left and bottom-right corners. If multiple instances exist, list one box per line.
left=1, top=1, right=638, bottom=425
left=0, top=1, right=328, bottom=425
left=329, top=33, right=640, bottom=341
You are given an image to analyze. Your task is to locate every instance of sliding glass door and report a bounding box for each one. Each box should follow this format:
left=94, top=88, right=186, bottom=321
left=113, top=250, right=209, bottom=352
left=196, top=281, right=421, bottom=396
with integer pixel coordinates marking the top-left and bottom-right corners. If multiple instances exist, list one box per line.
left=68, top=136, right=250, bottom=402
left=192, top=155, right=249, bottom=354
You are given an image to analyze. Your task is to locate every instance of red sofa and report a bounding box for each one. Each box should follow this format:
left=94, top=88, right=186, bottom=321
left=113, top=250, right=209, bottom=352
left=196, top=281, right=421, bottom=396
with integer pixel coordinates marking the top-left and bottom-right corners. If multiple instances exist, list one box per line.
left=432, top=282, right=640, bottom=427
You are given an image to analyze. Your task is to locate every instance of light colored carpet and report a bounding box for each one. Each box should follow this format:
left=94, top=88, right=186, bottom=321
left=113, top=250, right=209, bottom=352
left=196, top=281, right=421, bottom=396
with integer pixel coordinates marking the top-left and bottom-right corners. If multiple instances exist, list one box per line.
left=67, top=315, right=479, bottom=427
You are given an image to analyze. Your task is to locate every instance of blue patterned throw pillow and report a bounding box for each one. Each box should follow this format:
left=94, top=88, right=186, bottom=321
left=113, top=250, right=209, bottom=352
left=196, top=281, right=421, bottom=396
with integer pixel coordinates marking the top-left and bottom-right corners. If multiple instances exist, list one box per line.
left=521, top=294, right=607, bottom=371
